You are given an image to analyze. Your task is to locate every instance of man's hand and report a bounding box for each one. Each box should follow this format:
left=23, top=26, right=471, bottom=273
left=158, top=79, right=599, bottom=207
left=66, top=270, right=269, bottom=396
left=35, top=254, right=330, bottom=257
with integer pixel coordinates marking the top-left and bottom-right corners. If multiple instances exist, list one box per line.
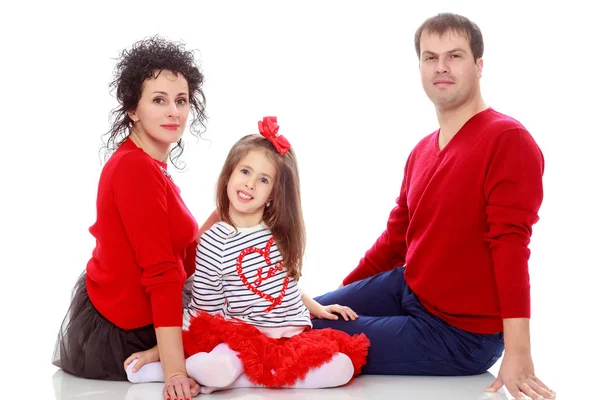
left=486, top=351, right=555, bottom=399
left=487, top=318, right=555, bottom=399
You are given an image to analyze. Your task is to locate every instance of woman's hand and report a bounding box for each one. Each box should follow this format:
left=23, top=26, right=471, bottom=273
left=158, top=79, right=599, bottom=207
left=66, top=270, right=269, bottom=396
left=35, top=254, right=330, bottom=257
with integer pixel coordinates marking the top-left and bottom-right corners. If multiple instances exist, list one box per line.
left=124, top=346, right=160, bottom=372
left=163, top=373, right=201, bottom=400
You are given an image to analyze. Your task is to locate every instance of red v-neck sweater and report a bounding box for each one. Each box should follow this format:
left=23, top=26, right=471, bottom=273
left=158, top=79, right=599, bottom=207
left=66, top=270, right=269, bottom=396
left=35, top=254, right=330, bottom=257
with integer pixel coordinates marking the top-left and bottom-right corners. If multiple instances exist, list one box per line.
left=86, top=138, right=198, bottom=330
left=343, top=108, right=544, bottom=334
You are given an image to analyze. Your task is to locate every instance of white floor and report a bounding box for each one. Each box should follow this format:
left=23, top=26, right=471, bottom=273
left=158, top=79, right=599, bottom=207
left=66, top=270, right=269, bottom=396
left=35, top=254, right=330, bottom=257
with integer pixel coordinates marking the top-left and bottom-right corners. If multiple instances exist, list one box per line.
left=51, top=368, right=510, bottom=400
left=47, top=355, right=520, bottom=400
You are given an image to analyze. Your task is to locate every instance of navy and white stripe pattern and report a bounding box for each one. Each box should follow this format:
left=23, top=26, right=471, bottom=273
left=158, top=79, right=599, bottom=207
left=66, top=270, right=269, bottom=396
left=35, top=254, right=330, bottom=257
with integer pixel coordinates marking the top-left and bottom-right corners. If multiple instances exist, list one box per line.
left=185, top=221, right=311, bottom=330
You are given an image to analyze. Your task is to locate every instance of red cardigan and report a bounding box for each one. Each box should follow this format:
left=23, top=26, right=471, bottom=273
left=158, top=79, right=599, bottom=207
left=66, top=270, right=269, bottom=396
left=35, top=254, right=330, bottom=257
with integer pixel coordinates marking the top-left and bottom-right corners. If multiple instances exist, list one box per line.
left=344, top=108, right=544, bottom=334
left=86, top=138, right=198, bottom=330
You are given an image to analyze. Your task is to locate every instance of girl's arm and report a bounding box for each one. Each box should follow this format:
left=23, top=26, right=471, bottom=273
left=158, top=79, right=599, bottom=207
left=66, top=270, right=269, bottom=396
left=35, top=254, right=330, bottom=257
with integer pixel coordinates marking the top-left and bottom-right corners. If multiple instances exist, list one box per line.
left=301, top=293, right=358, bottom=321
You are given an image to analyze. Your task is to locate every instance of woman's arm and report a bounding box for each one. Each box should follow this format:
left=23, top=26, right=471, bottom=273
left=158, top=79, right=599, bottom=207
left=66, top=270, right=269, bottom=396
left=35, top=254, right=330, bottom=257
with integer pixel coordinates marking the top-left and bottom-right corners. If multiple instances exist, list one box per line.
left=184, top=208, right=221, bottom=278
left=196, top=209, right=221, bottom=242
left=112, top=155, right=199, bottom=398
left=155, top=326, right=187, bottom=380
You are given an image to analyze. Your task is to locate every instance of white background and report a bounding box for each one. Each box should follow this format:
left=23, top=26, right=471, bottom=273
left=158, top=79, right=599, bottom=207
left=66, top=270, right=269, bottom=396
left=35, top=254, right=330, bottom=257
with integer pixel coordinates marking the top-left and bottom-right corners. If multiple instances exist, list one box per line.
left=1, top=1, right=598, bottom=398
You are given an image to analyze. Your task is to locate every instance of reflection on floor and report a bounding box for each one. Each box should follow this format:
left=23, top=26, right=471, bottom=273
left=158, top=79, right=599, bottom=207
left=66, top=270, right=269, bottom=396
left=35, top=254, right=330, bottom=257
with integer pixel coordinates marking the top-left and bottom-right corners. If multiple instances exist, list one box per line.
left=52, top=369, right=509, bottom=400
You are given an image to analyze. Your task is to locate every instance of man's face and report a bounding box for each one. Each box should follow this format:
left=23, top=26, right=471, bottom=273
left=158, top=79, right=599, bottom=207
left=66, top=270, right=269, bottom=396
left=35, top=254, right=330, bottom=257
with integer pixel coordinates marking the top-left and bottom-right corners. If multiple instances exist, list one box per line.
left=419, top=30, right=483, bottom=112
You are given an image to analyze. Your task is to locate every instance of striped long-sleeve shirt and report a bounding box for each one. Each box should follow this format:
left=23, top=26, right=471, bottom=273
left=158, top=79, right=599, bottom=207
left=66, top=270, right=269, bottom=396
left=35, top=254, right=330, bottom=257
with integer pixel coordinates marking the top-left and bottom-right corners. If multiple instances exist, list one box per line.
left=184, top=222, right=311, bottom=334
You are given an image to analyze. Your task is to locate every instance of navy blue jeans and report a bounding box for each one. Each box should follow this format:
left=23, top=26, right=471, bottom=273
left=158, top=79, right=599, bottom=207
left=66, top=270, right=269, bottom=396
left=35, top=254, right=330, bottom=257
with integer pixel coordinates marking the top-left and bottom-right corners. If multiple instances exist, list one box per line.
left=313, top=267, right=504, bottom=375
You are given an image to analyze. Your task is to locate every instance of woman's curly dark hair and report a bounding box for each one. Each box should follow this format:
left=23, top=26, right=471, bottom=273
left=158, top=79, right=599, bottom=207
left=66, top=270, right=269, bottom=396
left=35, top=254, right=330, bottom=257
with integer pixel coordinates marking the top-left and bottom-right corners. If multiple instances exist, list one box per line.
left=102, top=35, right=207, bottom=168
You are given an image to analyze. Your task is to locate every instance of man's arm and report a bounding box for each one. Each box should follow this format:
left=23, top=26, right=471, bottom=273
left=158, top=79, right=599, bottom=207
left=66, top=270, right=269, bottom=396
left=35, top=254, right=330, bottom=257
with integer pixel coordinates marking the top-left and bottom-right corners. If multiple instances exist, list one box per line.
left=484, top=129, right=554, bottom=399
left=484, top=129, right=543, bottom=323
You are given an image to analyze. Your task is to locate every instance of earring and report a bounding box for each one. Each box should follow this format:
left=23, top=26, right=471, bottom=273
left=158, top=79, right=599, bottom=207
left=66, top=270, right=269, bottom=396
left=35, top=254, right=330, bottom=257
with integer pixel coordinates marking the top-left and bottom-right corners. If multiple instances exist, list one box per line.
left=266, top=201, right=271, bottom=208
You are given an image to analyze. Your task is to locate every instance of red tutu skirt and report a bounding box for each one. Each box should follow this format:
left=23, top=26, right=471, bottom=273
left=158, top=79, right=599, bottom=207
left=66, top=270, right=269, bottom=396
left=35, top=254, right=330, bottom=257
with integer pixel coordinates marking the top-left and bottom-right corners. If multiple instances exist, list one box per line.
left=183, top=311, right=370, bottom=387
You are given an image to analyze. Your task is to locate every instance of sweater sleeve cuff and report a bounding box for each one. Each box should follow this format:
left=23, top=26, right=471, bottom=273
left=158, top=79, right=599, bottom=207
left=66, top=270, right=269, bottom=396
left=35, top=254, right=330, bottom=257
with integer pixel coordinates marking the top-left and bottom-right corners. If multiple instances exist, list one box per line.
left=500, top=286, right=531, bottom=319
left=151, top=283, right=184, bottom=327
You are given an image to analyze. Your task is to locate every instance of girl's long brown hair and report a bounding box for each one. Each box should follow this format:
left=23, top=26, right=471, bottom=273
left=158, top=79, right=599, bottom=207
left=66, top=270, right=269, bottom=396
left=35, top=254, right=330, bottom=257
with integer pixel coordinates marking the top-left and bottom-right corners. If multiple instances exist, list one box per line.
left=216, top=135, right=306, bottom=280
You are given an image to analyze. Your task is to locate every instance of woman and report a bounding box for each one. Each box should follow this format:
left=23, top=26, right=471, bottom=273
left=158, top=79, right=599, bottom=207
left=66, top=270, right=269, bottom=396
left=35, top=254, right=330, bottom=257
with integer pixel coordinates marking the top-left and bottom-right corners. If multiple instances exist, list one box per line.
left=52, top=35, right=218, bottom=400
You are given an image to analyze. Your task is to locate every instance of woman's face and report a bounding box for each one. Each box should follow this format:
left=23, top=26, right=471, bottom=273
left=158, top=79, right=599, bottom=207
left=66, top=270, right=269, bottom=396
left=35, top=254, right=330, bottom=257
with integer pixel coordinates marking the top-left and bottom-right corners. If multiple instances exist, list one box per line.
left=127, top=70, right=190, bottom=148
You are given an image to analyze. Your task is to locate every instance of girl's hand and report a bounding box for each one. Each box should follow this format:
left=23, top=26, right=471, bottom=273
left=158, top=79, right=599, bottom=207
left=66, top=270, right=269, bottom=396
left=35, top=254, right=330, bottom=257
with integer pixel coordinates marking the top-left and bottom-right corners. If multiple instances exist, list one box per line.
left=124, top=345, right=160, bottom=372
left=314, top=304, right=358, bottom=321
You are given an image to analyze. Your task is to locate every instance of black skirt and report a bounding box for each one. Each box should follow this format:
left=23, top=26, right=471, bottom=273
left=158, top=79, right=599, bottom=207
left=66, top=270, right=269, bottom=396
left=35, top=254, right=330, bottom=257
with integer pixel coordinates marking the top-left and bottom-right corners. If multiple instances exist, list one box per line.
left=52, top=271, right=192, bottom=381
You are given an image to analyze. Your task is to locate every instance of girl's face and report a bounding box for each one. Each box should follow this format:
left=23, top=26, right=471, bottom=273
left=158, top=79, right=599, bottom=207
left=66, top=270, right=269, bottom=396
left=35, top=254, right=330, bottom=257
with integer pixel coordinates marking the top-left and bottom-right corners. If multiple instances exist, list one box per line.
left=227, top=148, right=277, bottom=228
left=127, top=70, right=190, bottom=151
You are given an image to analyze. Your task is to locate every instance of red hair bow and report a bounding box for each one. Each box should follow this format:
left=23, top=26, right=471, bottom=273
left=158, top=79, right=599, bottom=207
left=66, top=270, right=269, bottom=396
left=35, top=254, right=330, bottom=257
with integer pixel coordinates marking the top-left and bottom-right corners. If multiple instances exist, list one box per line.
left=258, top=116, right=290, bottom=156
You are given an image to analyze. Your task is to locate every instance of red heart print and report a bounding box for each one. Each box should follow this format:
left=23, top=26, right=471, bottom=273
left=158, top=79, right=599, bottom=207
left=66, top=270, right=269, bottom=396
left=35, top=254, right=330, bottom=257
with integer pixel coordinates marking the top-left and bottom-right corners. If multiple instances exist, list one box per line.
left=235, top=237, right=289, bottom=313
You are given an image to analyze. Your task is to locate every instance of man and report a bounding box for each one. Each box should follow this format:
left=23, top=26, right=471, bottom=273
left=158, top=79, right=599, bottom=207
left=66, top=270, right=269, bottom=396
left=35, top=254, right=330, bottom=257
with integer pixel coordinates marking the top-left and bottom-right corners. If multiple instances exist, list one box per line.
left=313, top=13, right=555, bottom=400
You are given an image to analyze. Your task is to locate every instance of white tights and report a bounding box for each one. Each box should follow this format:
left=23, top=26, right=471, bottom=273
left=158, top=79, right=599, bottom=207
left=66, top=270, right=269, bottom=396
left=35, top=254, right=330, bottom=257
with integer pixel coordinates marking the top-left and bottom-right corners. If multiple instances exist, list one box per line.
left=126, top=343, right=354, bottom=393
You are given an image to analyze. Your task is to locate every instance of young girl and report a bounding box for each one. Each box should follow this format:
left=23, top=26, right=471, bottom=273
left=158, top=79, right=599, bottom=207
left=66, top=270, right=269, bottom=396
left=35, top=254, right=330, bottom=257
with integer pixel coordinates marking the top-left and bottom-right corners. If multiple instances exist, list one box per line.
left=126, top=117, right=369, bottom=393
